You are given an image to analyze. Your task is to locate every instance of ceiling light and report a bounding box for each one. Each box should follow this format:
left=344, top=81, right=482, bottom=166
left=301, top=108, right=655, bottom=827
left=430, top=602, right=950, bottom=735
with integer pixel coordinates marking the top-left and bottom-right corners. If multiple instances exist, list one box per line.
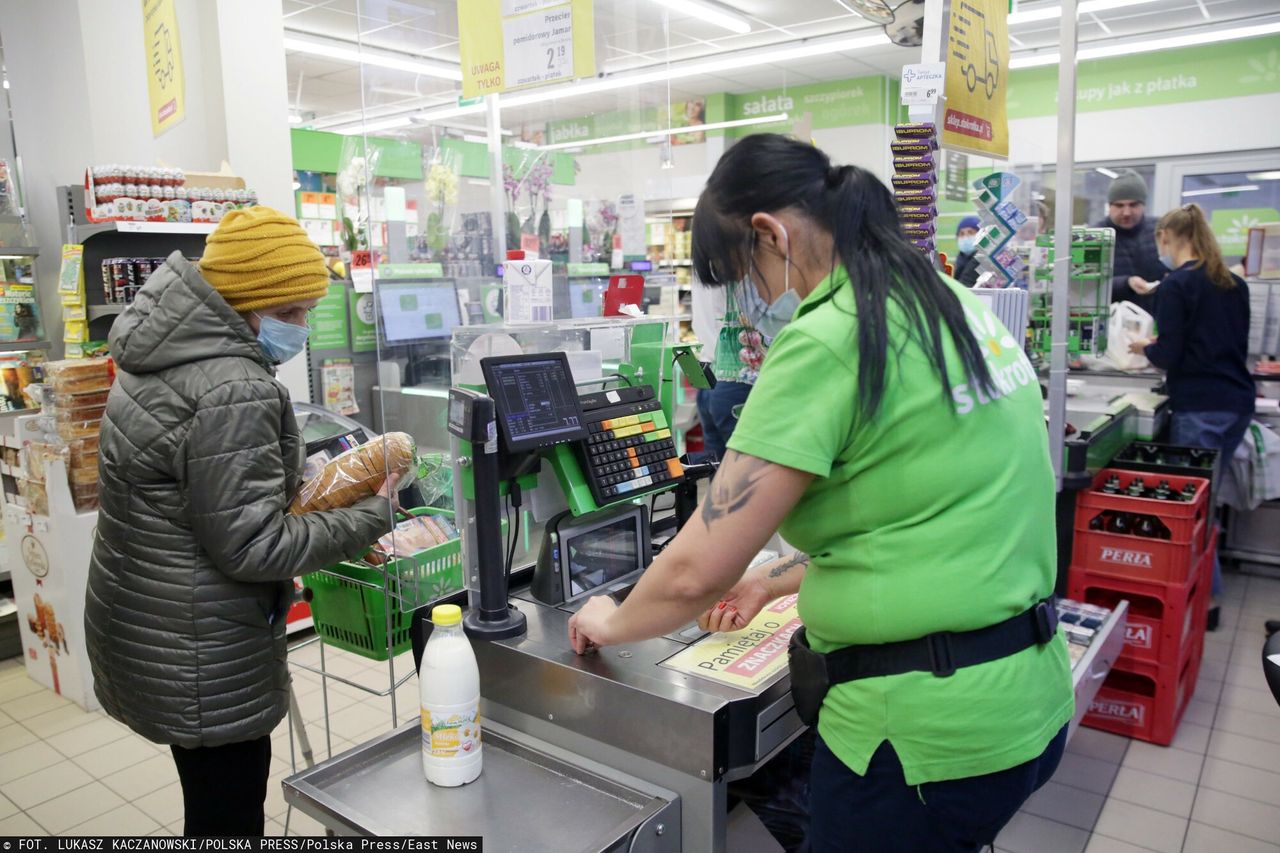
left=540, top=113, right=789, bottom=151
left=1009, top=0, right=1162, bottom=26
left=649, top=0, right=751, bottom=35
left=1009, top=21, right=1280, bottom=68
left=288, top=114, right=303, bottom=125
left=1094, top=167, right=1119, bottom=178
left=1181, top=184, right=1259, bottom=197
left=1246, top=171, right=1280, bottom=181
left=283, top=33, right=461, bottom=81
left=335, top=116, right=415, bottom=135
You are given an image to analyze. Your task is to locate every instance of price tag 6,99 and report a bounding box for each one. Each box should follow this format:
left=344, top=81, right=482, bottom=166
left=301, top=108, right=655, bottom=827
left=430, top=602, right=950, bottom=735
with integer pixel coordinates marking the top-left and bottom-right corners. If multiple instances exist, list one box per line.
left=503, top=5, right=574, bottom=89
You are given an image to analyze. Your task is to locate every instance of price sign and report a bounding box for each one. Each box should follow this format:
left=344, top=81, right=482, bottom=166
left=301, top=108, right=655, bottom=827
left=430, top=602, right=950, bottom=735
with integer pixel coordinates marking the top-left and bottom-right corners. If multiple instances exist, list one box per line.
left=503, top=5, right=575, bottom=89
left=901, top=62, right=946, bottom=106
left=351, top=249, right=374, bottom=294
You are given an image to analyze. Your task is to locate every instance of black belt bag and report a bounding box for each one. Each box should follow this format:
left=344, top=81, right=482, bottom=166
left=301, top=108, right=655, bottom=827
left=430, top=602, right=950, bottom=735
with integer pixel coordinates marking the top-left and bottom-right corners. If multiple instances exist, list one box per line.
left=787, top=599, right=1059, bottom=727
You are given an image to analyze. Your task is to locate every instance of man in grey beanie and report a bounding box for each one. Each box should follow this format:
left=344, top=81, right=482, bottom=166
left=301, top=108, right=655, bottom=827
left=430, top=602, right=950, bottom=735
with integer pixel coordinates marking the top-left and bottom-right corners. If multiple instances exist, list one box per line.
left=1094, top=169, right=1164, bottom=310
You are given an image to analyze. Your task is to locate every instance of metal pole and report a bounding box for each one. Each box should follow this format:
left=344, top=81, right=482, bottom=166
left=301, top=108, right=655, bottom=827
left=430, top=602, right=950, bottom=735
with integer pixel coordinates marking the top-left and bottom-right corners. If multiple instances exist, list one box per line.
left=486, top=94, right=508, bottom=258
left=1048, top=0, right=1080, bottom=490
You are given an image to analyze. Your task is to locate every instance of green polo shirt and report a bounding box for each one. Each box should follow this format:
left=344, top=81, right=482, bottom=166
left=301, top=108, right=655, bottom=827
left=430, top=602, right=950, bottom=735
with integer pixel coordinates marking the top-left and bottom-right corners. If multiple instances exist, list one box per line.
left=727, top=267, right=1073, bottom=785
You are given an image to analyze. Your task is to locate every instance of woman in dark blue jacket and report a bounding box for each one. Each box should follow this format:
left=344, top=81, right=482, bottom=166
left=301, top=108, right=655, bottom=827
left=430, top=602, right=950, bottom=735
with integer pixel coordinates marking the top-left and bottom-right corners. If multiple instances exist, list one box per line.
left=1130, top=203, right=1254, bottom=603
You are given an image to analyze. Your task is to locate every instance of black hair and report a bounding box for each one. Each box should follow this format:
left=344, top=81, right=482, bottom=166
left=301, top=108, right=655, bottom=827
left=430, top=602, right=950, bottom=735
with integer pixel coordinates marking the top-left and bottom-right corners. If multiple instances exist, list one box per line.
left=692, top=133, right=995, bottom=421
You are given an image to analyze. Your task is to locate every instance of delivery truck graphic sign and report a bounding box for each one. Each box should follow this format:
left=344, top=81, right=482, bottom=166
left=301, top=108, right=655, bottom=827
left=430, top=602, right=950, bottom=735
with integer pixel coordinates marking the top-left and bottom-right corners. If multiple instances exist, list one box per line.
left=942, top=0, right=1010, bottom=158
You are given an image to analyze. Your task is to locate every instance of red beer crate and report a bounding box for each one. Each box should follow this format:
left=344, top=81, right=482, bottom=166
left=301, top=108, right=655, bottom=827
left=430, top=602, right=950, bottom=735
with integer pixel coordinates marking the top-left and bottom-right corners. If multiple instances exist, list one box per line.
left=1082, top=639, right=1202, bottom=745
left=1074, top=468, right=1210, bottom=585
left=1068, top=566, right=1207, bottom=668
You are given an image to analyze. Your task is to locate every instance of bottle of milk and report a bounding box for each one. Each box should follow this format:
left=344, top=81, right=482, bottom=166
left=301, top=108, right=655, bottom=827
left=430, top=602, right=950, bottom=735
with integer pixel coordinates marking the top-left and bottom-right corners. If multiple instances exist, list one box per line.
left=420, top=604, right=482, bottom=786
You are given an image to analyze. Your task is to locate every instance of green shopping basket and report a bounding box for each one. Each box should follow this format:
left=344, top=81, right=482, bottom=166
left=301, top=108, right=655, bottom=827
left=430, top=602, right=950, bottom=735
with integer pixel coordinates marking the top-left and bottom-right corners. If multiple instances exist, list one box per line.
left=301, top=508, right=472, bottom=661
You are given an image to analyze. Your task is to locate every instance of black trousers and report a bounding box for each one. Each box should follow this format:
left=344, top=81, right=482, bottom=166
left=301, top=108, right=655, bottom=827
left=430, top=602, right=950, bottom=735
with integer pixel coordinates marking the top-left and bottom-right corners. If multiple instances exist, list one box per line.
left=809, top=725, right=1068, bottom=852
left=170, top=735, right=272, bottom=836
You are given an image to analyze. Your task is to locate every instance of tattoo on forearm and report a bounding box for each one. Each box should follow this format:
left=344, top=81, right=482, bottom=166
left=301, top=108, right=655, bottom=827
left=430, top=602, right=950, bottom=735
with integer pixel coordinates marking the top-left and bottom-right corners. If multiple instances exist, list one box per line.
left=700, top=451, right=771, bottom=531
left=768, top=552, right=809, bottom=578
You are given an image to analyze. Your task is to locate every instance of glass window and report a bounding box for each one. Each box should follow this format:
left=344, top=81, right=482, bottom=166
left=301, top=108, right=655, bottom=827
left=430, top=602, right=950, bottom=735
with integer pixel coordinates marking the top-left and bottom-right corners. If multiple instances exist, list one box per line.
left=1179, top=168, right=1280, bottom=262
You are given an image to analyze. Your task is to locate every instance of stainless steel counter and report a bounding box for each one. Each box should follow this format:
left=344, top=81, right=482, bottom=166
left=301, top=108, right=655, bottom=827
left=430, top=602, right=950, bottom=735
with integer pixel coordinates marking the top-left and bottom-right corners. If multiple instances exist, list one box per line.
left=283, top=718, right=681, bottom=851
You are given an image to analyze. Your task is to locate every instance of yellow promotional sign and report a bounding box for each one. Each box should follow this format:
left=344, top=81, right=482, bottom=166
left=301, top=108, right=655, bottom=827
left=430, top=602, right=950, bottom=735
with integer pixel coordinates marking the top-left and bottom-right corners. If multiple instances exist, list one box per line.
left=941, top=0, right=1010, bottom=158
left=143, top=0, right=186, bottom=137
left=660, top=595, right=802, bottom=691
left=457, top=0, right=596, bottom=99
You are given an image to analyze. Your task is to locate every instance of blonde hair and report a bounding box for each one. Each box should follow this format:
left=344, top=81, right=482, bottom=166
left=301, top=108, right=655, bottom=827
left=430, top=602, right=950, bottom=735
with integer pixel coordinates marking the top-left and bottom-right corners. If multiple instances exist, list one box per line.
left=1156, top=203, right=1235, bottom=290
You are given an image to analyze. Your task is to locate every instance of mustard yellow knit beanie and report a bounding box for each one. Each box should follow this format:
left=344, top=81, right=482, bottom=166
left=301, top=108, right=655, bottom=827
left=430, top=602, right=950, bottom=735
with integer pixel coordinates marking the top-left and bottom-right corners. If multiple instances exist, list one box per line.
left=199, top=206, right=330, bottom=313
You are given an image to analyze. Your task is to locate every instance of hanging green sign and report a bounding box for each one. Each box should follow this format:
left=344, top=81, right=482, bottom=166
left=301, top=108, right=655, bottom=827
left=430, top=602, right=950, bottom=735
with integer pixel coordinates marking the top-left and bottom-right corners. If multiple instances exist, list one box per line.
left=310, top=282, right=351, bottom=350
left=349, top=289, right=378, bottom=353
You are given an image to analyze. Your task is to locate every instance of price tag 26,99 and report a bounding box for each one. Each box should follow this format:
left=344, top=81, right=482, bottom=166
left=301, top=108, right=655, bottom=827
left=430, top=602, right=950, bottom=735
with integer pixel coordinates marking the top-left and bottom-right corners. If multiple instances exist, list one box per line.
left=503, top=4, right=574, bottom=89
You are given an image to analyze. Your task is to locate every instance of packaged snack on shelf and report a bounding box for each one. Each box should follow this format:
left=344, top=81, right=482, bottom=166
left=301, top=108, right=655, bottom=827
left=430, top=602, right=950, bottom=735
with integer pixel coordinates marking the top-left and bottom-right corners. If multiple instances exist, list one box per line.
left=52, top=404, right=105, bottom=424
left=45, top=357, right=114, bottom=394
left=71, top=482, right=99, bottom=511
left=18, top=478, right=49, bottom=516
left=57, top=419, right=104, bottom=443
left=69, top=464, right=99, bottom=485
left=23, top=443, right=68, bottom=485
left=51, top=390, right=110, bottom=409
left=289, top=432, right=417, bottom=514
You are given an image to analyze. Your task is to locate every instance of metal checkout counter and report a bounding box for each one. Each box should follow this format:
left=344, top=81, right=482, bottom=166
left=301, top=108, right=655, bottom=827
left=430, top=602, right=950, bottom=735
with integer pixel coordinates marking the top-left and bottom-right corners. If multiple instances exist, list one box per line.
left=285, top=319, right=806, bottom=851
left=283, top=318, right=1127, bottom=851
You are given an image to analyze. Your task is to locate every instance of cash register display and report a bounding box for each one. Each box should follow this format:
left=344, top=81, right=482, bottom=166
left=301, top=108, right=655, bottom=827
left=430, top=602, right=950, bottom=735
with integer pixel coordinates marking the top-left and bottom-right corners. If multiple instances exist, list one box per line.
left=567, top=514, right=643, bottom=597
left=482, top=353, right=590, bottom=453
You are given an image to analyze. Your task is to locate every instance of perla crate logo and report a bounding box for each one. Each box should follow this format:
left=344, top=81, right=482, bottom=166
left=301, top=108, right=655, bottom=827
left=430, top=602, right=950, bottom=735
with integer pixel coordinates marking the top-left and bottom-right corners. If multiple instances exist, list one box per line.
left=1125, top=623, right=1153, bottom=649
left=1090, top=697, right=1145, bottom=726
left=1099, top=546, right=1153, bottom=568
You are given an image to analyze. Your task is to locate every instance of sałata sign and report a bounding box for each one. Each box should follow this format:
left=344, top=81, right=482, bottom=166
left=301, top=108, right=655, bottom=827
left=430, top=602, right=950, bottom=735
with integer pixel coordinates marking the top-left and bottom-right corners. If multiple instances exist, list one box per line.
left=661, top=595, right=802, bottom=690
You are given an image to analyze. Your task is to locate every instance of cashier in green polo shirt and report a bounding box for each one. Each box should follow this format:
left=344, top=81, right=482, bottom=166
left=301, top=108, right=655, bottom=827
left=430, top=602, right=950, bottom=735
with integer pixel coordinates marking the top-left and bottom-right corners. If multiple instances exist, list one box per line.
left=567, top=134, right=1073, bottom=853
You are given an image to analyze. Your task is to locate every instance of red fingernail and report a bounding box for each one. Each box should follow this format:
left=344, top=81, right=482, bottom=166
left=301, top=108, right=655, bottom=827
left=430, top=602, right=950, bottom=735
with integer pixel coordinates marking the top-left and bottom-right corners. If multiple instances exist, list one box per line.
left=729, top=607, right=737, bottom=612
left=717, top=602, right=726, bottom=609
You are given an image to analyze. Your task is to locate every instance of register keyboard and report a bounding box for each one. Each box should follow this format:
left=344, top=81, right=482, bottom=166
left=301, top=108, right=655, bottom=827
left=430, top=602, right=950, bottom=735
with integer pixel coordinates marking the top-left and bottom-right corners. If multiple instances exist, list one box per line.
left=578, top=385, right=685, bottom=506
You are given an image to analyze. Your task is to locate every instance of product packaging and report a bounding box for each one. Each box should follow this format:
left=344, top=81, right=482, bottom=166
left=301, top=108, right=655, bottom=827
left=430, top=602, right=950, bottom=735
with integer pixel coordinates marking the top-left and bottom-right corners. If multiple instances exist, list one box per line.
left=289, top=432, right=418, bottom=514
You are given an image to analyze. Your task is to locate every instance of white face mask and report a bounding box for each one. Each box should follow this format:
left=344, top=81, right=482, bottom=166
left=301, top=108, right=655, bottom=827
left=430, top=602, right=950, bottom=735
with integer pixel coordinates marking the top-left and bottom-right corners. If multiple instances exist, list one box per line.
left=740, top=222, right=800, bottom=342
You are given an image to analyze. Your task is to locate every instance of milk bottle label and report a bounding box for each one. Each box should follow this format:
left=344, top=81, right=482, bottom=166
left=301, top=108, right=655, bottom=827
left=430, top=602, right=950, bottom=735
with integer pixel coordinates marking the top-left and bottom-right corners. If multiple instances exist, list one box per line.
left=422, top=706, right=481, bottom=758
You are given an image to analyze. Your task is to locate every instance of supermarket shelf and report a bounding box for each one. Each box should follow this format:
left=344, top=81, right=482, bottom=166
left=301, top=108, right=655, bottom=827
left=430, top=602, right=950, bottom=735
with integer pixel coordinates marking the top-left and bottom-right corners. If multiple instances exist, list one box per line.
left=88, top=304, right=127, bottom=321
left=0, top=248, right=39, bottom=258
left=0, top=341, right=50, bottom=353
left=77, top=220, right=217, bottom=239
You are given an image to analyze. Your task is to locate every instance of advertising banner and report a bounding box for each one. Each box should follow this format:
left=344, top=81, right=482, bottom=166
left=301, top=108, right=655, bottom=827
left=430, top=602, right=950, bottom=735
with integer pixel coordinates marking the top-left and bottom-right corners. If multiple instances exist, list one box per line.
left=660, top=595, right=802, bottom=691
left=941, top=0, right=1010, bottom=158
left=143, top=0, right=186, bottom=137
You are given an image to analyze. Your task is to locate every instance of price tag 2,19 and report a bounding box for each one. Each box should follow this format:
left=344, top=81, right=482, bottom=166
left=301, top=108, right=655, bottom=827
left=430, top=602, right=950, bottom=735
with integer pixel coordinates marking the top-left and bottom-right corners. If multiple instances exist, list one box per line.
left=503, top=5, right=574, bottom=89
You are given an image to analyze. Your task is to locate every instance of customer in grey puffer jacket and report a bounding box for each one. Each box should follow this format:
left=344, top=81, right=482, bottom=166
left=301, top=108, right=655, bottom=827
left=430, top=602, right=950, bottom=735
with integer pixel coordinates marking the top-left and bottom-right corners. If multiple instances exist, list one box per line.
left=86, top=207, right=393, bottom=836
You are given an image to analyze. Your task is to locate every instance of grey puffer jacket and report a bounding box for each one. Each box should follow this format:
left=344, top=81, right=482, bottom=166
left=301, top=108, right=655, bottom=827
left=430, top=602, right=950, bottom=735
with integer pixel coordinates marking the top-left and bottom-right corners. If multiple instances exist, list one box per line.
left=85, top=253, right=391, bottom=748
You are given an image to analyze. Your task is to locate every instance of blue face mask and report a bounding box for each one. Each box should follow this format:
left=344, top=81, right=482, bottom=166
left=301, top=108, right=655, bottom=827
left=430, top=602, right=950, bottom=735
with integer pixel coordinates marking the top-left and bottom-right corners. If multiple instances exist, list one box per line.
left=1159, top=253, right=1177, bottom=270
left=254, top=314, right=311, bottom=364
left=957, top=236, right=978, bottom=255
left=739, top=224, right=800, bottom=343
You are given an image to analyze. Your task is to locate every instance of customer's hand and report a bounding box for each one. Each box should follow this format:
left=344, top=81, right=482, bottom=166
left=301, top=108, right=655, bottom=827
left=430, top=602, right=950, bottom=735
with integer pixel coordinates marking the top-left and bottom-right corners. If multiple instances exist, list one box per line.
left=568, top=595, right=618, bottom=654
left=1128, top=276, right=1158, bottom=295
left=697, top=575, right=772, bottom=633
left=375, top=473, right=402, bottom=510
left=1128, top=338, right=1152, bottom=355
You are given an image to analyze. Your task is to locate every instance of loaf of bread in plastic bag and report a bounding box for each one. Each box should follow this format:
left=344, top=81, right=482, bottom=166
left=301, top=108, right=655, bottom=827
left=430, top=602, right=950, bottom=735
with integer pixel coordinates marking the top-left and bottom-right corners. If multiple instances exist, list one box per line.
left=288, top=432, right=416, bottom=514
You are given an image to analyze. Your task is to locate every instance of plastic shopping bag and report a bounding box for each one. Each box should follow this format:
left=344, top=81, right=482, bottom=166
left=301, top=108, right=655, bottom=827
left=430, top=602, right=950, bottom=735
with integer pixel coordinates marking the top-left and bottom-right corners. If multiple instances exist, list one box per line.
left=1106, top=301, right=1155, bottom=371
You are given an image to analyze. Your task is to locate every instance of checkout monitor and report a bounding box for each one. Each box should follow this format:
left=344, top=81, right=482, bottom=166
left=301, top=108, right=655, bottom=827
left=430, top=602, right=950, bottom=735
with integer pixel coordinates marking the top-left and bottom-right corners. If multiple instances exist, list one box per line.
left=533, top=505, right=652, bottom=605
left=481, top=352, right=590, bottom=453
left=377, top=279, right=462, bottom=344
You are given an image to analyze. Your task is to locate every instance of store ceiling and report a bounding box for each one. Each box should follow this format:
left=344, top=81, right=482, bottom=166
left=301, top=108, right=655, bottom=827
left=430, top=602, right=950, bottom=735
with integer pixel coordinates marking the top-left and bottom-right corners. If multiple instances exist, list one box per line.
left=283, top=0, right=1280, bottom=136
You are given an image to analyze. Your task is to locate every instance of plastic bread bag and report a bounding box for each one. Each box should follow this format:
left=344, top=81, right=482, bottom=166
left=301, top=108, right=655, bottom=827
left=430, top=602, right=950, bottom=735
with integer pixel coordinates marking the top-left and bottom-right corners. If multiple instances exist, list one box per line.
left=415, top=452, right=454, bottom=510
left=289, top=431, right=418, bottom=515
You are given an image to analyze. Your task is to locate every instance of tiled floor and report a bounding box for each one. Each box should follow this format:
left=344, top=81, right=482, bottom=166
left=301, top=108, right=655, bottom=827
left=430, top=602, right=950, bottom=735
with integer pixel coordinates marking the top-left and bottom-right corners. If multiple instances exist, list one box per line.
left=0, top=572, right=1278, bottom=848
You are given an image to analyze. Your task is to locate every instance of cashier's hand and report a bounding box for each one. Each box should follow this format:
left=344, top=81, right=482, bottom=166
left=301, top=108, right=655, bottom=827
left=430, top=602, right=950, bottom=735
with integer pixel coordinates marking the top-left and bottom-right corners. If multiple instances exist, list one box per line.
left=697, top=576, right=771, bottom=633
left=568, top=596, right=618, bottom=654
left=1128, top=337, right=1153, bottom=355
left=1128, top=276, right=1159, bottom=296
